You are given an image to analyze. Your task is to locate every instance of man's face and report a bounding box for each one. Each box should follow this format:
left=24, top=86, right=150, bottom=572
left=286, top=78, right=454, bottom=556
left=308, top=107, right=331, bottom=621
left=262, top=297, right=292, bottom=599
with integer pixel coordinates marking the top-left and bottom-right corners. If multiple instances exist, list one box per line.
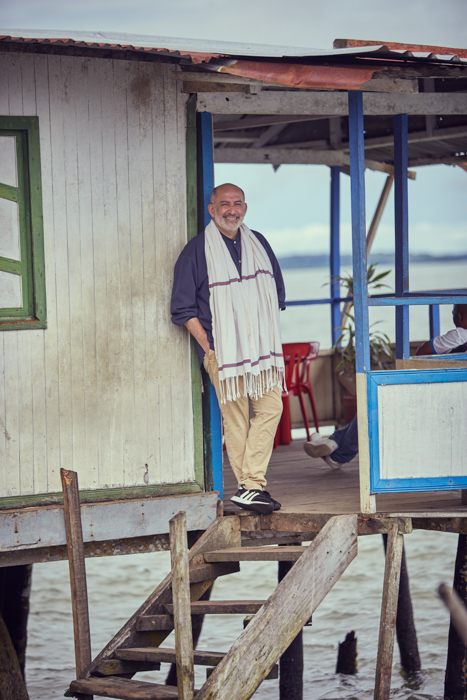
left=453, top=305, right=461, bottom=328
left=208, top=186, right=247, bottom=239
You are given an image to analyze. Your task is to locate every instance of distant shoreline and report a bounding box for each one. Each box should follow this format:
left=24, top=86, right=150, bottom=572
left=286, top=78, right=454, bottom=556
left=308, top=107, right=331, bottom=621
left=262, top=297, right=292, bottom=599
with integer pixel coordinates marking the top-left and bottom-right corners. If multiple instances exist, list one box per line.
left=278, top=253, right=467, bottom=269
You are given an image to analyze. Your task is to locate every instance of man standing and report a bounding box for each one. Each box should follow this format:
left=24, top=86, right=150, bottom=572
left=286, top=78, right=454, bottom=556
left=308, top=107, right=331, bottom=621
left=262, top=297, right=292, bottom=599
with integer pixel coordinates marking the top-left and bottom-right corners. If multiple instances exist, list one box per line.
left=171, top=183, right=285, bottom=515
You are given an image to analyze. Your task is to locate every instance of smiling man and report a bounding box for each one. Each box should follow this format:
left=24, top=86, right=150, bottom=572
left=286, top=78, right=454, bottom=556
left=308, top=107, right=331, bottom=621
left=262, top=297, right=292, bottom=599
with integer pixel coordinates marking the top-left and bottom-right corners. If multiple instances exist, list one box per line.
left=171, top=183, right=286, bottom=515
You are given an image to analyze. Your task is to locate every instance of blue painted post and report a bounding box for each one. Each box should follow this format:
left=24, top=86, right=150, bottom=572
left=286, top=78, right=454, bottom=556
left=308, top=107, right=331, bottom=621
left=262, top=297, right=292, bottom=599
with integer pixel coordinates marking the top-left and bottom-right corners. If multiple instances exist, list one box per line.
left=429, top=305, right=440, bottom=339
left=394, top=114, right=410, bottom=359
left=348, top=91, right=370, bottom=373
left=330, top=166, right=341, bottom=346
left=199, top=112, right=223, bottom=498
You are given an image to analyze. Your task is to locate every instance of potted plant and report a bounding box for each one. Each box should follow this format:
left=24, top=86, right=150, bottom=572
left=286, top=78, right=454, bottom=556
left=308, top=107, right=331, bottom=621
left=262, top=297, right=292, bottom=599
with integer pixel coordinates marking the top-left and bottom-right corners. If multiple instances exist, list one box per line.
left=333, top=264, right=394, bottom=421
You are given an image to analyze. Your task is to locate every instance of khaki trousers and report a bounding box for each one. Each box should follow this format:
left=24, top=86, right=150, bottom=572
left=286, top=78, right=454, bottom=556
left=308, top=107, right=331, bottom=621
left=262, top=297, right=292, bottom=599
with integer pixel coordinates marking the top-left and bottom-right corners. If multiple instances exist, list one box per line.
left=203, top=350, right=283, bottom=491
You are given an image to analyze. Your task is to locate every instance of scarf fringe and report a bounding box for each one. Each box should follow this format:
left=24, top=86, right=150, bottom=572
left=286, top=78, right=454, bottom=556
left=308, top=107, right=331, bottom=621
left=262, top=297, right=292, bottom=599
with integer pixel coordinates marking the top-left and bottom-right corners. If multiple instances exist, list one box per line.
left=219, top=367, right=285, bottom=404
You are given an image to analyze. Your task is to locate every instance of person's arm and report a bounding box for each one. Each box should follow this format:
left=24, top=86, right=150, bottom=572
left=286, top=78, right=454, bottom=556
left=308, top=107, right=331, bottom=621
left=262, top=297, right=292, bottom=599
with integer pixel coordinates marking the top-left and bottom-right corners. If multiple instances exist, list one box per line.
left=416, top=340, right=435, bottom=356
left=185, top=317, right=210, bottom=354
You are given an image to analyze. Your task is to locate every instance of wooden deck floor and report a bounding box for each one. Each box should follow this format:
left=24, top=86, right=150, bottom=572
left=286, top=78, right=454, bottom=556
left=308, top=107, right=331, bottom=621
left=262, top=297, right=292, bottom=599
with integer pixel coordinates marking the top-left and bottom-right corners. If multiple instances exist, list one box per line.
left=223, top=439, right=466, bottom=518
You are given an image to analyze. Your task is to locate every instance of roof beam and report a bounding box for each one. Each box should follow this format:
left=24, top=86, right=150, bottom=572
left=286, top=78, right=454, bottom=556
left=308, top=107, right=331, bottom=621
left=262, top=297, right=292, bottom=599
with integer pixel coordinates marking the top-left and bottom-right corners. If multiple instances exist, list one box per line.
left=198, top=92, right=467, bottom=116
left=213, top=115, right=322, bottom=131
left=213, top=147, right=417, bottom=178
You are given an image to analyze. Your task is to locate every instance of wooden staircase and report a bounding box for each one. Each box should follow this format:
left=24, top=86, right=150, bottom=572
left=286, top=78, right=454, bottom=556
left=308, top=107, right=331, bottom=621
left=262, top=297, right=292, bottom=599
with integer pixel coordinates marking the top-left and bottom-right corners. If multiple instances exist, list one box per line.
left=66, top=513, right=358, bottom=700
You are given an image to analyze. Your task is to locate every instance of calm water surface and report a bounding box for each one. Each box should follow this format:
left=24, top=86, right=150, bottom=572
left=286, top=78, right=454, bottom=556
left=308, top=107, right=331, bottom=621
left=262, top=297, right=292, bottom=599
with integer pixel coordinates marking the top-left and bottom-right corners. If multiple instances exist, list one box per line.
left=26, top=261, right=465, bottom=699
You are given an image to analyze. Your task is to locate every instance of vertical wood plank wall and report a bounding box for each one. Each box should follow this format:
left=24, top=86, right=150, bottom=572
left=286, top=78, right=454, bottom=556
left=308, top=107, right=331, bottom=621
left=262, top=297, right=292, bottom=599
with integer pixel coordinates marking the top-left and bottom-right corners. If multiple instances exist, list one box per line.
left=0, top=53, right=195, bottom=497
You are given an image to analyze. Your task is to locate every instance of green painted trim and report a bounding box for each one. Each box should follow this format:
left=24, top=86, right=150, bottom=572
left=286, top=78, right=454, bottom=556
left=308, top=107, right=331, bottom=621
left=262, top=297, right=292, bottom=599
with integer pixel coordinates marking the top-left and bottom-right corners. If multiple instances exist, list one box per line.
left=0, top=481, right=203, bottom=511
left=0, top=258, right=22, bottom=274
left=0, top=183, right=19, bottom=201
left=27, top=118, right=47, bottom=326
left=186, top=94, right=205, bottom=491
left=0, top=117, right=46, bottom=329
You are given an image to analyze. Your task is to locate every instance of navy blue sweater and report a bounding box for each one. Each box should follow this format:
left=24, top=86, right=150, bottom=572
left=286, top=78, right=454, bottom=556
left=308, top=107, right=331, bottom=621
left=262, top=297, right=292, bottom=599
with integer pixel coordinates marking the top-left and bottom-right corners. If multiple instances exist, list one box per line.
left=171, top=228, right=286, bottom=365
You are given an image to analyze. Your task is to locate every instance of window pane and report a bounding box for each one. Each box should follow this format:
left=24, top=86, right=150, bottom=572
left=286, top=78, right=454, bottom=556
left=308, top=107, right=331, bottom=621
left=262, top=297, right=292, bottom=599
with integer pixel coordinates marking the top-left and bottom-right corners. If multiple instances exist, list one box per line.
left=0, top=270, right=22, bottom=308
left=0, top=197, right=21, bottom=260
left=0, top=136, right=18, bottom=187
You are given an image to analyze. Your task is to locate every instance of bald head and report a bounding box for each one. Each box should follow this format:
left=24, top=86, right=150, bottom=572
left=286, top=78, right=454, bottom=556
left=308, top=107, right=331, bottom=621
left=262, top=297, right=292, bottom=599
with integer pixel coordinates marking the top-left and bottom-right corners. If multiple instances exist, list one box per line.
left=208, top=183, right=247, bottom=239
left=210, top=183, right=245, bottom=206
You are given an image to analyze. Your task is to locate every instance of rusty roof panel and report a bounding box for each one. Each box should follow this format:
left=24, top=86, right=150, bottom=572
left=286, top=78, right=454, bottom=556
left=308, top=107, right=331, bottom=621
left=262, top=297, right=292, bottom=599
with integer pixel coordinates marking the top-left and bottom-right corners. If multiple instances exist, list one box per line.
left=2, top=29, right=466, bottom=66
left=216, top=60, right=383, bottom=90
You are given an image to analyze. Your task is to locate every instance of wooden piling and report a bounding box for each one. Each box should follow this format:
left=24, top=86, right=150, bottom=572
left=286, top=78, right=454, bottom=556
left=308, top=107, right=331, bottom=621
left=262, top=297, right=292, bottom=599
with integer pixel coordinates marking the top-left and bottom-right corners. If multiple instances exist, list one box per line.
left=0, top=564, right=33, bottom=679
left=375, top=522, right=403, bottom=700
left=278, top=560, right=303, bottom=700
left=382, top=534, right=421, bottom=674
left=336, top=631, right=357, bottom=674
left=169, top=511, right=194, bottom=700
left=444, top=533, right=467, bottom=700
left=0, top=611, right=29, bottom=700
left=60, top=469, right=93, bottom=700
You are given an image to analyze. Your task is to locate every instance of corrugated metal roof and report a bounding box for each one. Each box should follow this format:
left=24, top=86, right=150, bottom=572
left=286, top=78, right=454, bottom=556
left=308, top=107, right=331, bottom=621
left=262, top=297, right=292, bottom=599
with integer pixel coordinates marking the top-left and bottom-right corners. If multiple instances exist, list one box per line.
left=1, top=29, right=466, bottom=65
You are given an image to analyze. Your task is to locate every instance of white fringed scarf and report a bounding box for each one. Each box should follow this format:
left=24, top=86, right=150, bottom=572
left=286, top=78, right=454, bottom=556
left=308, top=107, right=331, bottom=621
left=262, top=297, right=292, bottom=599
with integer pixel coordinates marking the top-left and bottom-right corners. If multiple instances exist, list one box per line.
left=205, top=219, right=285, bottom=404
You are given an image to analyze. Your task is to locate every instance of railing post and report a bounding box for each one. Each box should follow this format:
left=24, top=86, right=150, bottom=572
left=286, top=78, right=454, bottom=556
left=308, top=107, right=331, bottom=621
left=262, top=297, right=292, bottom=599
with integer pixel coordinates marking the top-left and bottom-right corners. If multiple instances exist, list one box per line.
left=330, top=166, right=341, bottom=346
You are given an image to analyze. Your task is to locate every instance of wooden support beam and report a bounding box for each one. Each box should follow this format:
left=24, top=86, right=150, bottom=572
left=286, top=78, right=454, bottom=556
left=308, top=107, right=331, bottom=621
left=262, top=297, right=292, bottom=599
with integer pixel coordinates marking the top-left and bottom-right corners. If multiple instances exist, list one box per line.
left=164, top=601, right=266, bottom=615
left=374, top=523, right=404, bottom=700
left=68, top=676, right=180, bottom=698
left=444, top=534, right=467, bottom=699
left=169, top=511, right=194, bottom=700
left=60, top=468, right=92, bottom=699
left=195, top=515, right=358, bottom=700
left=0, top=611, right=29, bottom=700
left=198, top=91, right=467, bottom=116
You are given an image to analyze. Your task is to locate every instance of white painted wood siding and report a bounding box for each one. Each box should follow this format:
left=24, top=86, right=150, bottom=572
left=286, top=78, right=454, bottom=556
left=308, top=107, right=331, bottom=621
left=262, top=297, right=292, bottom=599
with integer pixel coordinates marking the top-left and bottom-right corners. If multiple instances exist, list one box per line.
left=0, top=53, right=195, bottom=497
left=377, top=382, right=467, bottom=480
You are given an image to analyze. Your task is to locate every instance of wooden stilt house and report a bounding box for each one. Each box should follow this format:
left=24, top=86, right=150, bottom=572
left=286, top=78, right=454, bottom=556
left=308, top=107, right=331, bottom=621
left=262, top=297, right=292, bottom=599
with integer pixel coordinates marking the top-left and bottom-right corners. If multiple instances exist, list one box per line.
left=1, top=29, right=467, bottom=700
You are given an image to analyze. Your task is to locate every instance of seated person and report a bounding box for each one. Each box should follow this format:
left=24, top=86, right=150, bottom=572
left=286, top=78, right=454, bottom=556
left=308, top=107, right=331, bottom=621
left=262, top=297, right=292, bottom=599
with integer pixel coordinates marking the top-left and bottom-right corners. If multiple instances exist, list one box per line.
left=304, top=303, right=467, bottom=468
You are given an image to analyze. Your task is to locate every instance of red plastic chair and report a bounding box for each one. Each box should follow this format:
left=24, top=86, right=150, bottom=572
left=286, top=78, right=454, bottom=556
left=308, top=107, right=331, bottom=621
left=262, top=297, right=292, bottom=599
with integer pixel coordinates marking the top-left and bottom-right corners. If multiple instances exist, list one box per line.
left=275, top=342, right=320, bottom=445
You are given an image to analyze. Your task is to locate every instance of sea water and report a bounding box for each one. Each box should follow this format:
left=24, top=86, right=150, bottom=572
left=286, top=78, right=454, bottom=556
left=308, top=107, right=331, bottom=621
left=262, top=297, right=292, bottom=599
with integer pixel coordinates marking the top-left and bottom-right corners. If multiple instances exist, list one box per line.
left=26, top=260, right=466, bottom=699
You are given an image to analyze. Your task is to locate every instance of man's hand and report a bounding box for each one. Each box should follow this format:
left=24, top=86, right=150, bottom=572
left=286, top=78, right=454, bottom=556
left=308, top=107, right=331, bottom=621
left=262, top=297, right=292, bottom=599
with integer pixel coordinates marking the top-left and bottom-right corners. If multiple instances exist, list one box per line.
left=416, top=340, right=434, bottom=356
left=185, top=318, right=211, bottom=355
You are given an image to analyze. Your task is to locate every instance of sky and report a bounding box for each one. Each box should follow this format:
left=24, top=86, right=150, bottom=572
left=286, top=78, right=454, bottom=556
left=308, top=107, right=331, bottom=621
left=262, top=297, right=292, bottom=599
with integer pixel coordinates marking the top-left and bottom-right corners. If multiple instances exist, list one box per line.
left=2, top=0, right=467, bottom=258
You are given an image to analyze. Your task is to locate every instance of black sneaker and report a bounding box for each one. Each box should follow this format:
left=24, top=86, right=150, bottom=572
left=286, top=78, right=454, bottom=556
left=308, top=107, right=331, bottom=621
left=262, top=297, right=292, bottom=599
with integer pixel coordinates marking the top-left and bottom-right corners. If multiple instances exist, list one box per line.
left=263, top=490, right=281, bottom=511
left=231, top=488, right=274, bottom=515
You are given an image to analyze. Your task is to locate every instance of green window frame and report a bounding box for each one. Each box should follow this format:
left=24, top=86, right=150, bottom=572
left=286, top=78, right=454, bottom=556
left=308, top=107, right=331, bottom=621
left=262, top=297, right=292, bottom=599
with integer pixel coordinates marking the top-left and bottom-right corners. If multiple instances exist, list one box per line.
left=0, top=116, right=46, bottom=330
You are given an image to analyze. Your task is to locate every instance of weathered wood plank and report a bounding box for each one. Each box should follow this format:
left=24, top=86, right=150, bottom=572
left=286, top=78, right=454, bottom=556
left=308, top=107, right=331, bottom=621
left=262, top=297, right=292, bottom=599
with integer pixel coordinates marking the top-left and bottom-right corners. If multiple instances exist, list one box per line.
left=204, top=546, right=306, bottom=562
left=67, top=677, right=180, bottom=699
left=94, top=659, right=161, bottom=676
left=236, top=512, right=412, bottom=536
left=116, top=648, right=225, bottom=666
left=374, top=523, right=404, bottom=700
left=169, top=511, right=194, bottom=700
left=197, top=91, right=467, bottom=116
left=164, top=601, right=266, bottom=615
left=135, top=615, right=174, bottom=632
left=195, top=515, right=358, bottom=700
left=61, top=469, right=92, bottom=693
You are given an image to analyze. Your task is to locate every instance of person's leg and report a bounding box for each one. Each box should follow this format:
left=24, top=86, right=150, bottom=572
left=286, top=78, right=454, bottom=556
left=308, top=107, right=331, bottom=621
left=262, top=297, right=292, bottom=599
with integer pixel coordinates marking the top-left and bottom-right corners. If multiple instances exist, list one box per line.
left=330, top=415, right=359, bottom=463
left=242, top=384, right=283, bottom=490
left=203, top=351, right=249, bottom=488
left=304, top=415, right=359, bottom=465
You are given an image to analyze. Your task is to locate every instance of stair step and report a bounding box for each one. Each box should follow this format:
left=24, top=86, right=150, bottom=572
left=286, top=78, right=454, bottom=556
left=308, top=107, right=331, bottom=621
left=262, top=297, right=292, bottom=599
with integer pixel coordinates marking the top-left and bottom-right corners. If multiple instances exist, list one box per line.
left=164, top=600, right=266, bottom=615
left=94, top=658, right=161, bottom=676
left=188, top=561, right=239, bottom=583
left=68, top=676, right=181, bottom=699
left=116, top=647, right=225, bottom=666
left=204, top=546, right=306, bottom=562
left=136, top=614, right=174, bottom=632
